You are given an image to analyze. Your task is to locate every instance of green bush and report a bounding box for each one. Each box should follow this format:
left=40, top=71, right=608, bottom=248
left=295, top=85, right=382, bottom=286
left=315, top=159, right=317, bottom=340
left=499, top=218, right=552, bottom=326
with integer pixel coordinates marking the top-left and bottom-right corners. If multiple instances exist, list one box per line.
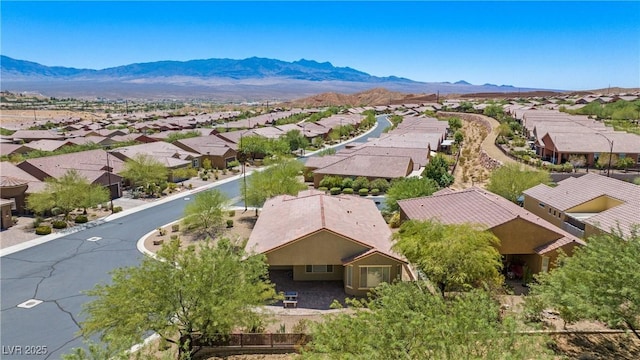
left=370, top=179, right=390, bottom=193
left=74, top=215, right=88, bottom=224
left=317, top=186, right=328, bottom=192
left=171, top=224, right=180, bottom=232
left=341, top=177, right=354, bottom=189
left=342, top=188, right=354, bottom=194
left=228, top=210, right=236, bottom=217
left=51, top=207, right=62, bottom=216
left=359, top=188, right=369, bottom=196
left=52, top=220, right=68, bottom=229
left=370, top=188, right=380, bottom=196
left=226, top=219, right=234, bottom=228
left=330, top=187, right=341, bottom=195
left=35, top=225, right=52, bottom=235
left=352, top=177, right=370, bottom=191
left=113, top=206, right=123, bottom=213
left=320, top=176, right=343, bottom=189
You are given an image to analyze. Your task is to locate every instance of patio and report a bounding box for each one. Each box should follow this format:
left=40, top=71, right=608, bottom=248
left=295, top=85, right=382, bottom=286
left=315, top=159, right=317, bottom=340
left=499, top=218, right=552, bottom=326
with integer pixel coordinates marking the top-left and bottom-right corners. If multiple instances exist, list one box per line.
left=268, top=270, right=353, bottom=310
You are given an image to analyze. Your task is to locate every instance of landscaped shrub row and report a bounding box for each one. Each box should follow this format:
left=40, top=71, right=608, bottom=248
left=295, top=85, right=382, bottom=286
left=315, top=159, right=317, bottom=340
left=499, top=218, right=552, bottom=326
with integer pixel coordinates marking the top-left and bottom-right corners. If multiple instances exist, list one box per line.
left=319, top=176, right=390, bottom=193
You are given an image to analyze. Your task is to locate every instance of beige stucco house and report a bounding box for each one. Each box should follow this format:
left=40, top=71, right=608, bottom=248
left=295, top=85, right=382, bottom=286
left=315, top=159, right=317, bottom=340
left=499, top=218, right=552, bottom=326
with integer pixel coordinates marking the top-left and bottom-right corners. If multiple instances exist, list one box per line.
left=523, top=173, right=640, bottom=239
left=398, top=187, right=586, bottom=277
left=246, top=190, right=414, bottom=296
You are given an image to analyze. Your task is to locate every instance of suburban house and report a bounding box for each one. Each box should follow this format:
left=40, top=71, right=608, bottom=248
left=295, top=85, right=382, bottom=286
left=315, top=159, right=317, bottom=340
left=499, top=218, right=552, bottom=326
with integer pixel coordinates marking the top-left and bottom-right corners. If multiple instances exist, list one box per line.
left=173, top=135, right=238, bottom=169
left=16, top=149, right=124, bottom=199
left=0, top=162, right=45, bottom=219
left=537, top=132, right=640, bottom=167
left=398, top=187, right=586, bottom=277
left=523, top=173, right=640, bottom=239
left=110, top=142, right=202, bottom=180
left=311, top=154, right=414, bottom=188
left=246, top=190, right=414, bottom=296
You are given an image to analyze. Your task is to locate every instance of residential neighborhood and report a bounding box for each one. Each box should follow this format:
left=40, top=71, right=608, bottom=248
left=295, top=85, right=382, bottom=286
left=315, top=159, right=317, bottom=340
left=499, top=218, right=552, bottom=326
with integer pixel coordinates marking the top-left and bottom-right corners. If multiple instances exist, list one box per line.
left=1, top=89, right=639, bottom=359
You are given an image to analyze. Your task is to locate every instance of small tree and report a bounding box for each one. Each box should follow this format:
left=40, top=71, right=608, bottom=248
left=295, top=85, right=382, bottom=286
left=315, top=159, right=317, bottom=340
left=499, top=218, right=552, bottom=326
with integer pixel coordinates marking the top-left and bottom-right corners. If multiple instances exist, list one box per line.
left=453, top=130, right=464, bottom=145
left=486, top=163, right=551, bottom=203
left=447, top=117, right=463, bottom=132
left=422, top=154, right=453, bottom=188
left=242, top=158, right=306, bottom=209
left=384, top=177, right=439, bottom=213
left=393, top=220, right=503, bottom=297
left=182, top=189, right=228, bottom=238
left=567, top=154, right=586, bottom=170
left=120, top=154, right=168, bottom=190
left=78, top=238, right=278, bottom=358
left=528, top=228, right=640, bottom=339
left=617, top=156, right=634, bottom=172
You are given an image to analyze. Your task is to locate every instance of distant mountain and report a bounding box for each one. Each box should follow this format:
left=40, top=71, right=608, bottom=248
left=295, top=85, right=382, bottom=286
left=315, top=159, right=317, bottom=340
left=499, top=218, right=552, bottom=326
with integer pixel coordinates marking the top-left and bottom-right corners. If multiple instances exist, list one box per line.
left=0, top=55, right=554, bottom=100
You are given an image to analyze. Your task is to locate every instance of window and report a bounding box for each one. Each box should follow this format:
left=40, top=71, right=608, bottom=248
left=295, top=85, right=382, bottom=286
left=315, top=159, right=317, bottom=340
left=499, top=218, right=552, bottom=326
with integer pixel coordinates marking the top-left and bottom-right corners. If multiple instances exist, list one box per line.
left=548, top=208, right=552, bottom=214
left=553, top=210, right=557, bottom=216
left=346, top=266, right=353, bottom=288
left=359, top=266, right=391, bottom=289
left=539, top=202, right=545, bottom=208
left=305, top=265, right=333, bottom=273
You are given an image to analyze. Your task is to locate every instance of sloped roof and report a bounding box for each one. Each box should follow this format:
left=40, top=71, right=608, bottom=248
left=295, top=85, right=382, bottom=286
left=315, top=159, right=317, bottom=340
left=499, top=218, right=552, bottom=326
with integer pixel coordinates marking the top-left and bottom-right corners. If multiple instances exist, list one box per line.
left=246, top=190, right=403, bottom=261
left=17, top=149, right=125, bottom=183
left=398, top=187, right=585, bottom=252
left=313, top=154, right=412, bottom=179
left=524, top=173, right=640, bottom=237
left=0, top=162, right=45, bottom=193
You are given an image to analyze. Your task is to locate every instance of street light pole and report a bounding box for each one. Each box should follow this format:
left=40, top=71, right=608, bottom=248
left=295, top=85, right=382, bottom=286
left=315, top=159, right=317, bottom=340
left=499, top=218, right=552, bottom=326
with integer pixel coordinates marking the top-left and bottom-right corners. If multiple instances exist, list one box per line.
left=106, top=151, right=115, bottom=213
left=596, top=133, right=614, bottom=177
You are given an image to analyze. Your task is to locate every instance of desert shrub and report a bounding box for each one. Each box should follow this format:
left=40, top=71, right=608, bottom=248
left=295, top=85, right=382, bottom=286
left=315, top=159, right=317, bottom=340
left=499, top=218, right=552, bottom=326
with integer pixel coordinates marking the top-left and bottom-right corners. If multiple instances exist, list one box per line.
left=228, top=210, right=236, bottom=217
left=157, top=227, right=167, bottom=236
left=35, top=225, right=52, bottom=235
left=167, top=183, right=177, bottom=191
left=359, top=188, right=369, bottom=196
left=74, top=215, right=88, bottom=224
left=370, top=188, right=380, bottom=195
left=342, top=188, right=354, bottom=194
left=389, top=212, right=401, bottom=228
left=330, top=187, right=341, bottom=195
left=170, top=234, right=180, bottom=241
left=52, top=220, right=67, bottom=229
left=226, top=219, right=234, bottom=228
left=33, top=217, right=42, bottom=228
left=319, top=176, right=343, bottom=189
left=112, top=206, right=123, bottom=213
left=51, top=207, right=62, bottom=216
left=352, top=177, right=370, bottom=191
left=341, top=177, right=354, bottom=189
left=188, top=184, right=193, bottom=190
left=562, top=163, right=574, bottom=173
left=369, top=178, right=390, bottom=193
left=317, top=186, right=328, bottom=192
left=171, top=224, right=180, bottom=232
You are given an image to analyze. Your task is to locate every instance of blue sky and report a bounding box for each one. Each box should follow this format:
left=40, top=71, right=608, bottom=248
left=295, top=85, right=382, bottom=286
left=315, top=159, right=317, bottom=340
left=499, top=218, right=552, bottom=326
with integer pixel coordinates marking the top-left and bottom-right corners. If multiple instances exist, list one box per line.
left=2, top=1, right=639, bottom=90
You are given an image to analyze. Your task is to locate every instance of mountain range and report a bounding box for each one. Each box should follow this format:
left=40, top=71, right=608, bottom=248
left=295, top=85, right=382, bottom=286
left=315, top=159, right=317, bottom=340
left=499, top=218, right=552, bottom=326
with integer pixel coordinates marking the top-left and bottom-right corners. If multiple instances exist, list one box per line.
left=0, top=55, right=550, bottom=101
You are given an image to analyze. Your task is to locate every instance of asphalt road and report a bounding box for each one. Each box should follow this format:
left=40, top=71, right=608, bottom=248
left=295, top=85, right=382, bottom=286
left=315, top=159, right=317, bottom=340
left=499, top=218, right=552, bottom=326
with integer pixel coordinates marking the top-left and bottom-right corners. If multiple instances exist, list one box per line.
left=0, top=115, right=389, bottom=359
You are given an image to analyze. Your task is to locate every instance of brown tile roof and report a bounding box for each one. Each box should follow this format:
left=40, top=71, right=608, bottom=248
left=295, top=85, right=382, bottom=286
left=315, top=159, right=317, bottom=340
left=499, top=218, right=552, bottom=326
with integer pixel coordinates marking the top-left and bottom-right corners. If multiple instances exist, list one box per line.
left=17, top=149, right=125, bottom=183
left=10, top=130, right=65, bottom=141
left=246, top=190, right=404, bottom=261
left=398, top=187, right=585, bottom=253
left=313, top=154, right=412, bottom=179
left=110, top=142, right=200, bottom=168
left=524, top=173, right=640, bottom=236
left=23, top=140, right=73, bottom=152
left=174, top=135, right=238, bottom=153
left=342, top=145, right=429, bottom=169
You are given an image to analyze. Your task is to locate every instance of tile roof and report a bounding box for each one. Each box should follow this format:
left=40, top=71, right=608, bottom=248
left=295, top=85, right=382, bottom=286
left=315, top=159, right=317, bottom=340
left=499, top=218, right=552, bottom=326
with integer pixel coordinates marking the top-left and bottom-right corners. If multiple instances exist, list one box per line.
left=246, top=190, right=403, bottom=261
left=398, top=187, right=585, bottom=253
left=17, top=149, right=125, bottom=183
left=313, top=154, right=412, bottom=179
left=524, top=173, right=640, bottom=237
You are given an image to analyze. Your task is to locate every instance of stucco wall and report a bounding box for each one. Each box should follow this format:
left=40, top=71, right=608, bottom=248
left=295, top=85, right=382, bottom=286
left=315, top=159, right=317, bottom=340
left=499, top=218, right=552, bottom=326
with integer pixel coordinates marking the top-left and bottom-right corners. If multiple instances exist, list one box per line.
left=566, top=195, right=623, bottom=213
left=293, top=265, right=344, bottom=281
left=266, top=230, right=370, bottom=266
left=490, top=218, right=561, bottom=254
left=523, top=195, right=563, bottom=228
left=345, top=253, right=403, bottom=297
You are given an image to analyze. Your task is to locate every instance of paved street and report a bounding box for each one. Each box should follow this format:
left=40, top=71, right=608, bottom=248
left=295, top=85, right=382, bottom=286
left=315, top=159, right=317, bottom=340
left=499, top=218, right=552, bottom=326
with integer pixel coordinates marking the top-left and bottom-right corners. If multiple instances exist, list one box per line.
left=0, top=116, right=389, bottom=359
